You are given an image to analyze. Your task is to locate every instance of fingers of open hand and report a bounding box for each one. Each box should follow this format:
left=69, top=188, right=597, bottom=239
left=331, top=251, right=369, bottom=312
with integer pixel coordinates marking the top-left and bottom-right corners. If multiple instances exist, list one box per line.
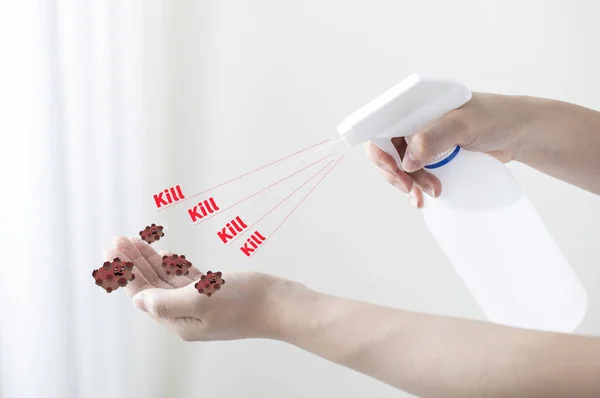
left=154, top=251, right=194, bottom=288
left=130, top=238, right=198, bottom=288
left=113, top=236, right=171, bottom=289
left=168, top=253, right=204, bottom=283
left=104, top=247, right=151, bottom=297
left=154, top=249, right=204, bottom=284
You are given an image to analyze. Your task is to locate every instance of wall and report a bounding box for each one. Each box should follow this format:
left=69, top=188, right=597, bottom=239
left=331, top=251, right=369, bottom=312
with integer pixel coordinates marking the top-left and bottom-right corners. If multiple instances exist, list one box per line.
left=19, top=1, right=596, bottom=397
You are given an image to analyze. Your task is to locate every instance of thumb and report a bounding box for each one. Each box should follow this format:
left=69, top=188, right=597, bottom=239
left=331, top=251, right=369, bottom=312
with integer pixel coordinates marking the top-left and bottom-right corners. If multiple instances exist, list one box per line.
left=132, top=286, right=196, bottom=318
left=402, top=112, right=468, bottom=172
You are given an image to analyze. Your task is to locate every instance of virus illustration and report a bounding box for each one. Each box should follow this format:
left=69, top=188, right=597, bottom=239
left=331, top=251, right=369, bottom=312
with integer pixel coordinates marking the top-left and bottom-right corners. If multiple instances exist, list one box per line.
left=194, top=271, right=225, bottom=297
left=161, top=254, right=192, bottom=276
left=92, top=258, right=136, bottom=293
left=139, top=223, right=165, bottom=244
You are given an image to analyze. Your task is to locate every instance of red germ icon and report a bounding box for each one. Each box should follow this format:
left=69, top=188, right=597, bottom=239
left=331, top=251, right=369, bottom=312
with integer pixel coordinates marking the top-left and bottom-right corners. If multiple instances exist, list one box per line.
left=194, top=271, right=225, bottom=297
left=92, top=258, right=136, bottom=293
left=161, top=254, right=192, bottom=276
left=139, top=223, right=164, bottom=244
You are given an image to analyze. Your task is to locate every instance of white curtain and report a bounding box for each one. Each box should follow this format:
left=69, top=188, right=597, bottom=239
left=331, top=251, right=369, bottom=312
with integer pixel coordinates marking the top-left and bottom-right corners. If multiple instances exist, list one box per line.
left=1, top=2, right=178, bottom=397
left=3, top=2, right=353, bottom=397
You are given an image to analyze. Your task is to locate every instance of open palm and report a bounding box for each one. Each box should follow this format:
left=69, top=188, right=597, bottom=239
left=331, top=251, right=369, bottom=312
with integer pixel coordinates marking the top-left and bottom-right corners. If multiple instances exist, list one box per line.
left=105, top=236, right=203, bottom=296
left=104, top=236, right=287, bottom=341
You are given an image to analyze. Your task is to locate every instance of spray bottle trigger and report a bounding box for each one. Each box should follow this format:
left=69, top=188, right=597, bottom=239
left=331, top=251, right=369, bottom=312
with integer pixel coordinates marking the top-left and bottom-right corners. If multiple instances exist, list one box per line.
left=372, top=138, right=403, bottom=172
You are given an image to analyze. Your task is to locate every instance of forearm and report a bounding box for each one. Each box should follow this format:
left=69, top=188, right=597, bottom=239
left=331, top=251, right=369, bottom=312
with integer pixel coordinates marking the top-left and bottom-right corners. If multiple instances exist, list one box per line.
left=517, top=96, right=600, bottom=194
left=270, top=283, right=600, bottom=398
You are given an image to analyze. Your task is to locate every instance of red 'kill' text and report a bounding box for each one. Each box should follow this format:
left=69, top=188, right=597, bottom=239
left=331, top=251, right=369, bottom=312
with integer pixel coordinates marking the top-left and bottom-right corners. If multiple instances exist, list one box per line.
left=240, top=231, right=266, bottom=257
left=188, top=197, right=220, bottom=222
left=217, top=216, right=248, bottom=243
left=154, top=185, right=185, bottom=208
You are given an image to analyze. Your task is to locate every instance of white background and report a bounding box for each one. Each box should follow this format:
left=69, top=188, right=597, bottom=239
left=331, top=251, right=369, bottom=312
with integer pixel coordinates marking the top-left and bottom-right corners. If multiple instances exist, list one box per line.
left=1, top=1, right=600, bottom=397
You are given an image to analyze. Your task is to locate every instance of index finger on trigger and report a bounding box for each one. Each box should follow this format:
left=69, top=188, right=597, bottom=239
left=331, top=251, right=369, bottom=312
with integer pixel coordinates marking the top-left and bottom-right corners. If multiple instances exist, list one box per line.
left=379, top=168, right=413, bottom=194
left=364, top=142, right=401, bottom=175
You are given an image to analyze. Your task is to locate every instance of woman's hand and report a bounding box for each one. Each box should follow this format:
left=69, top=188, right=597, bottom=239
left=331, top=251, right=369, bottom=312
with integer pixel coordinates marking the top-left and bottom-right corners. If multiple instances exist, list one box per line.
left=106, top=236, right=294, bottom=341
left=103, top=239, right=600, bottom=398
left=365, top=92, right=535, bottom=207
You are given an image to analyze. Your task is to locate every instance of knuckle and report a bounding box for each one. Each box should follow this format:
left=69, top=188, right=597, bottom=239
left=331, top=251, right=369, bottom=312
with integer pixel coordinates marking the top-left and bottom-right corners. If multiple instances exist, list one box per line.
left=414, top=129, right=436, bottom=156
left=367, top=148, right=385, bottom=166
left=448, top=110, right=471, bottom=137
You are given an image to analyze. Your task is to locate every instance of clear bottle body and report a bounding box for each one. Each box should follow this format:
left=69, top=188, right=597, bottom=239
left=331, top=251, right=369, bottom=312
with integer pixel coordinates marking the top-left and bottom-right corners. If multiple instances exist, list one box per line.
left=422, top=148, right=588, bottom=333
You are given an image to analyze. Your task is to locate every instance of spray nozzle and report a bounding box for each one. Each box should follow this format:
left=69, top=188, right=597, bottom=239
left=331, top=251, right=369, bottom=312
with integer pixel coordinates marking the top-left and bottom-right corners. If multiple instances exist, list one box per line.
left=337, top=73, right=472, bottom=171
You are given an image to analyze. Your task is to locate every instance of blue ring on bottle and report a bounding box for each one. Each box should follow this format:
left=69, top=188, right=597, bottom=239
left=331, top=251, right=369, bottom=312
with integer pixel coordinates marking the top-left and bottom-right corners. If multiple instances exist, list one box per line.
left=424, top=146, right=461, bottom=169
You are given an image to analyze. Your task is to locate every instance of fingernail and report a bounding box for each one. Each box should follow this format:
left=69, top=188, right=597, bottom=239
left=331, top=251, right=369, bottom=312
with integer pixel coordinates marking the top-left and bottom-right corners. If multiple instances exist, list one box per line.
left=403, top=151, right=419, bottom=172
left=409, top=191, right=418, bottom=207
left=423, top=184, right=436, bottom=198
left=391, top=180, right=408, bottom=194
left=387, top=165, right=401, bottom=176
left=132, top=293, right=147, bottom=312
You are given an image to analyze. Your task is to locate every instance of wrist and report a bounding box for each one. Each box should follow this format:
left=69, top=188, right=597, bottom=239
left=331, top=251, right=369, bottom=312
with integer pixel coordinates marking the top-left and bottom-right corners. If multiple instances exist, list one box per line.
left=511, top=96, right=573, bottom=165
left=502, top=95, right=549, bottom=164
left=262, top=277, right=322, bottom=342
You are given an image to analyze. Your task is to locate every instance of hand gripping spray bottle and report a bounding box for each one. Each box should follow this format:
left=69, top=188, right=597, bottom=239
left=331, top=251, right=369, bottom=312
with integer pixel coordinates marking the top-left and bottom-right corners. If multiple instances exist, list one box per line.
left=337, top=73, right=588, bottom=333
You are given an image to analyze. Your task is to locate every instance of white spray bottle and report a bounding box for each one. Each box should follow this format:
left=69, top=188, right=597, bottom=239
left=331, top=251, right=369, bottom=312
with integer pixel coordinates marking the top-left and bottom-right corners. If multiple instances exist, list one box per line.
left=337, top=73, right=588, bottom=333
